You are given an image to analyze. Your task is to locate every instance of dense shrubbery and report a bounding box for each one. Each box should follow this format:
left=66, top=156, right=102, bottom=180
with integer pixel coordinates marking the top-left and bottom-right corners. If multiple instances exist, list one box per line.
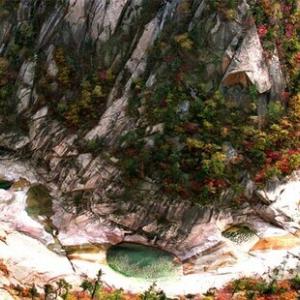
left=7, top=273, right=168, bottom=300
left=115, top=0, right=300, bottom=205
left=0, top=57, right=16, bottom=116
left=36, top=47, right=114, bottom=129
left=6, top=273, right=300, bottom=299
left=0, top=0, right=298, bottom=204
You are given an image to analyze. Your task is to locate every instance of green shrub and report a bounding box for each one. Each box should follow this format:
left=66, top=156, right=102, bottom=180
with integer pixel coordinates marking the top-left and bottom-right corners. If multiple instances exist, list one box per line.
left=141, top=284, right=168, bottom=300
left=267, top=101, right=285, bottom=124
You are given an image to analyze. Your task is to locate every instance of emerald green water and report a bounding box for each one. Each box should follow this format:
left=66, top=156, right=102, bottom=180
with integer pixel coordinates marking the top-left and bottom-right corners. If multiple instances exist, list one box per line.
left=107, top=243, right=179, bottom=279
left=0, top=180, right=12, bottom=190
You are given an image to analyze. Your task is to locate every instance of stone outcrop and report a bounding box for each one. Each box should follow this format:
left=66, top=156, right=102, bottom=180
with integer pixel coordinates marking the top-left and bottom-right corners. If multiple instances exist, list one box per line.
left=0, top=0, right=298, bottom=296
left=0, top=161, right=300, bottom=297
left=0, top=0, right=287, bottom=220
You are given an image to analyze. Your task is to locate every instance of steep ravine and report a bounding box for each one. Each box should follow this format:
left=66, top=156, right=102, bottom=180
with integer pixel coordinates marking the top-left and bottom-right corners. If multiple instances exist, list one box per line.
left=0, top=0, right=299, bottom=297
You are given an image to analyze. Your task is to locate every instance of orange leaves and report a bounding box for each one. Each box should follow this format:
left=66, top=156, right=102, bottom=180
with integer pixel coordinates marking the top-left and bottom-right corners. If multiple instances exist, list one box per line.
left=260, top=0, right=272, bottom=15
left=255, top=148, right=300, bottom=183
left=279, top=291, right=298, bottom=300
left=215, top=287, right=233, bottom=300
left=0, top=259, right=9, bottom=277
left=121, top=292, right=141, bottom=300
left=69, top=291, right=91, bottom=300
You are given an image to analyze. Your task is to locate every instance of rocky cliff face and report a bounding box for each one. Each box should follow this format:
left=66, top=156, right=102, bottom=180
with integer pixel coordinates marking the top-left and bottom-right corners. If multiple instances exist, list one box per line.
left=0, top=0, right=299, bottom=296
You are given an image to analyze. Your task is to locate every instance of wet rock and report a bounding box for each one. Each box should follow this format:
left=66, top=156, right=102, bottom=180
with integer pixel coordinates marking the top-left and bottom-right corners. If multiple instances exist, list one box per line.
left=0, top=190, right=13, bottom=202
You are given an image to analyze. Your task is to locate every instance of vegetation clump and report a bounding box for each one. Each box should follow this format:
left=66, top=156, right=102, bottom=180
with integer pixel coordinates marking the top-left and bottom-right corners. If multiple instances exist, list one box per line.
left=26, top=184, right=53, bottom=217
left=115, top=0, right=300, bottom=205
left=222, top=225, right=256, bottom=244
left=6, top=272, right=300, bottom=299
left=35, top=47, right=115, bottom=129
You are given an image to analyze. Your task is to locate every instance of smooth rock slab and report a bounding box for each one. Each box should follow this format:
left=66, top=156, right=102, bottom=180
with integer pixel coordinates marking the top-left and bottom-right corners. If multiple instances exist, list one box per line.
left=0, top=190, right=13, bottom=202
left=0, top=190, right=54, bottom=245
left=0, top=231, right=78, bottom=287
left=0, top=290, right=15, bottom=300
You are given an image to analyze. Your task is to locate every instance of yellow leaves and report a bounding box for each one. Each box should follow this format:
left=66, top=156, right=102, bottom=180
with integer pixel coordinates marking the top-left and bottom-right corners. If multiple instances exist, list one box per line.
left=176, top=0, right=191, bottom=15
left=260, top=0, right=272, bottom=15
left=159, top=41, right=168, bottom=51
left=54, top=48, right=71, bottom=87
left=64, top=80, right=106, bottom=127
left=186, top=138, right=219, bottom=154
left=205, top=98, right=218, bottom=109
left=0, top=57, right=9, bottom=86
left=212, top=151, right=226, bottom=162
left=203, top=120, right=213, bottom=130
left=202, top=297, right=214, bottom=300
left=254, top=135, right=269, bottom=151
left=279, top=117, right=293, bottom=129
left=289, top=93, right=300, bottom=116
left=65, top=104, right=80, bottom=126
left=272, top=2, right=282, bottom=20
left=290, top=10, right=300, bottom=24
left=224, top=8, right=236, bottom=20
left=105, top=68, right=115, bottom=81
left=93, top=85, right=104, bottom=97
left=289, top=153, right=300, bottom=170
left=261, top=1, right=283, bottom=19
left=241, top=125, right=257, bottom=137
left=0, top=57, right=9, bottom=77
left=186, top=138, right=205, bottom=150
left=174, top=33, right=193, bottom=50
left=54, top=47, right=66, bottom=65
left=80, top=80, right=91, bottom=90
left=203, top=152, right=226, bottom=177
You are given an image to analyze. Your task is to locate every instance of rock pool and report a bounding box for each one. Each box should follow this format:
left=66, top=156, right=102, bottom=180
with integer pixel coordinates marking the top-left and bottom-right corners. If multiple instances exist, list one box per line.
left=107, top=243, right=180, bottom=279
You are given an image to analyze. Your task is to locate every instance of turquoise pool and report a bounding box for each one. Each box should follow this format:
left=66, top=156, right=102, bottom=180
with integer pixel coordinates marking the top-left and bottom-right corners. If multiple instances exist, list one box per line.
left=107, top=243, right=180, bottom=279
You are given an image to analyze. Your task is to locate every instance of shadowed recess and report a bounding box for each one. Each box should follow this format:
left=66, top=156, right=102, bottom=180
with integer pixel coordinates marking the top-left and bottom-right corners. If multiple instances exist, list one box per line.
left=0, top=180, right=12, bottom=190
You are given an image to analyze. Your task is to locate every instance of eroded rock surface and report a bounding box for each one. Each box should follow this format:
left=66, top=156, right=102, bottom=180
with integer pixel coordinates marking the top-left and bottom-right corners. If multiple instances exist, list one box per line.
left=0, top=0, right=298, bottom=297
left=0, top=161, right=300, bottom=296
